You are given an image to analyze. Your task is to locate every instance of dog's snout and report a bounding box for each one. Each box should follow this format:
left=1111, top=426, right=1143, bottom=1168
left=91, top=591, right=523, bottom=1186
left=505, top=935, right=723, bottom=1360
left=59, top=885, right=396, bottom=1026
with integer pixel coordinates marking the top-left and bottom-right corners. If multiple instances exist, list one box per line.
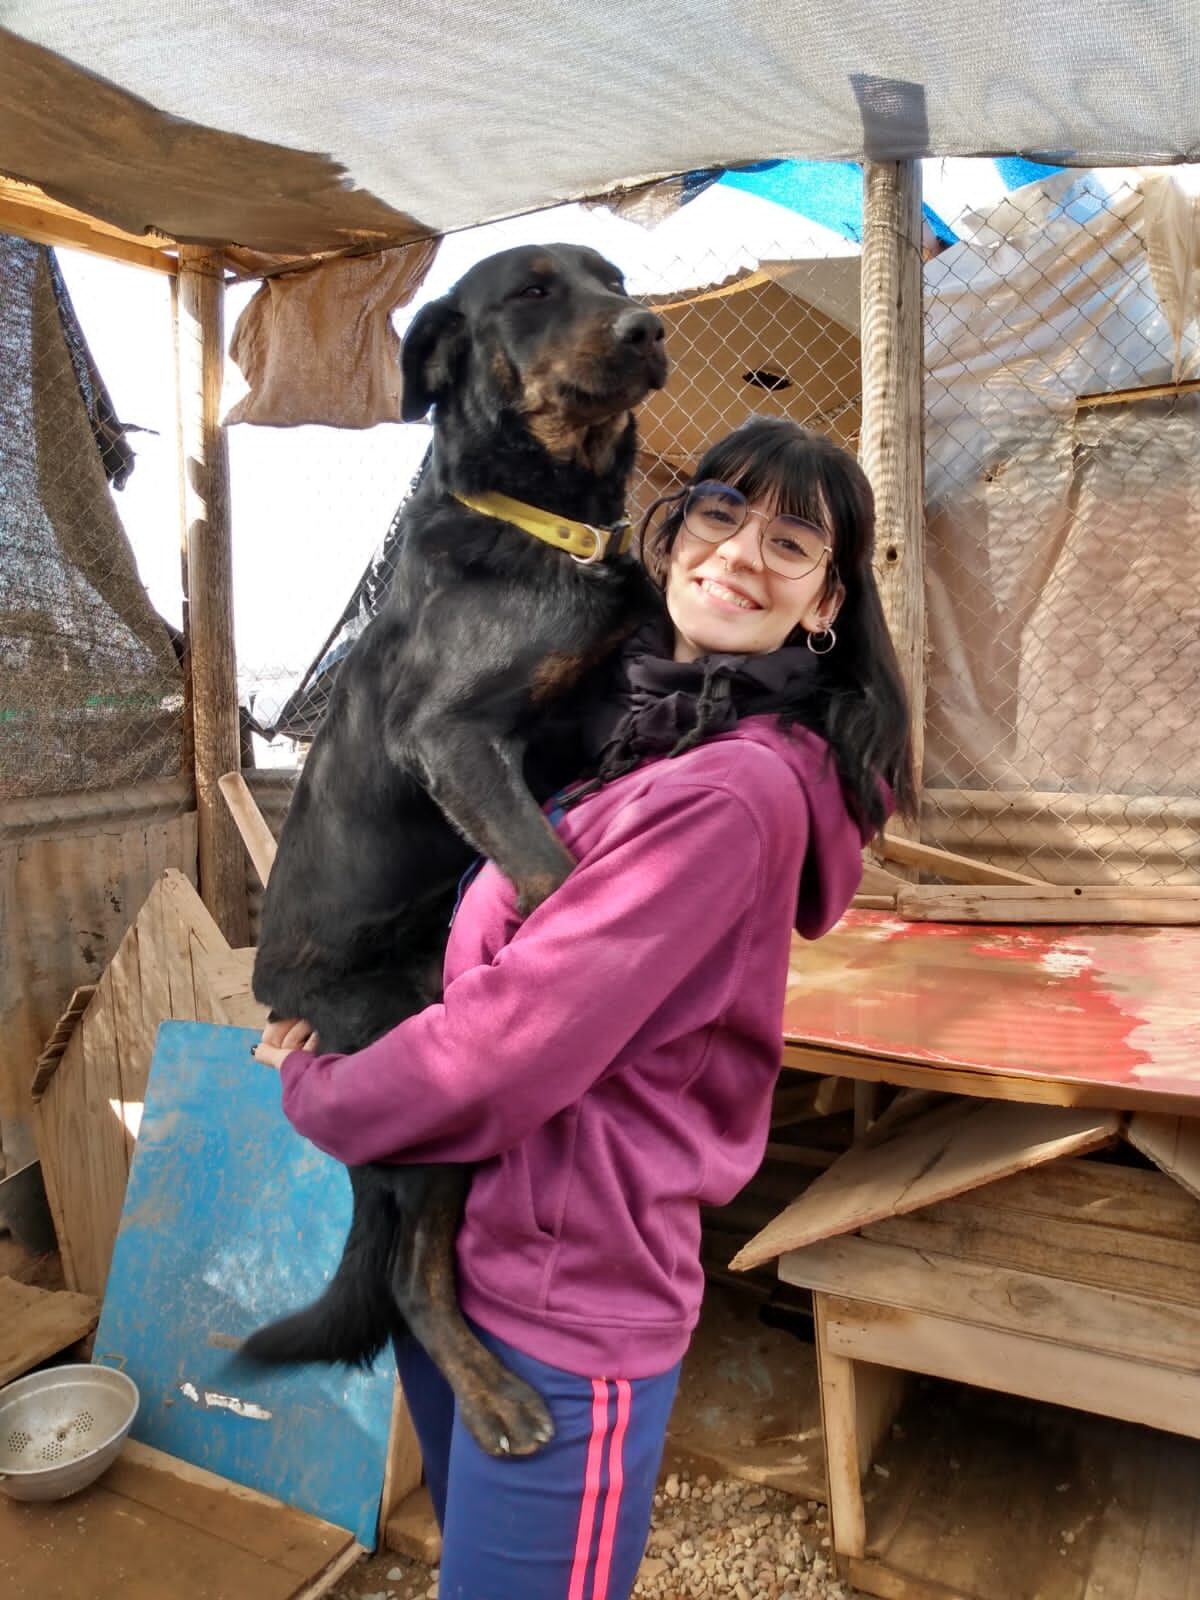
left=615, top=308, right=665, bottom=349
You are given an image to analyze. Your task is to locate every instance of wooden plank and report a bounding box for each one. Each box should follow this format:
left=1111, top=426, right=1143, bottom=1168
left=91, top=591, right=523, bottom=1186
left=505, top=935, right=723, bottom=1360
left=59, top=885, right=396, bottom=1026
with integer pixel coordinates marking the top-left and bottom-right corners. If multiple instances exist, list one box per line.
left=197, top=946, right=267, bottom=1029
left=822, top=1296, right=1200, bottom=1444
left=71, top=967, right=131, bottom=1295
left=859, top=160, right=925, bottom=801
left=783, top=1237, right=1200, bottom=1375
left=878, top=832, right=1041, bottom=887
left=860, top=858, right=908, bottom=895
left=896, top=883, right=1200, bottom=924
left=814, top=1296, right=867, bottom=1558
left=218, top=770, right=279, bottom=887
left=0, top=1276, right=99, bottom=1384
left=781, top=1041, right=1200, bottom=1118
left=381, top=1378, right=424, bottom=1536
left=863, top=1202, right=1200, bottom=1309
left=848, top=1558, right=980, bottom=1600
left=1, top=800, right=195, bottom=1121
left=32, top=871, right=238, bottom=1299
left=178, top=248, right=250, bottom=948
left=35, top=975, right=130, bottom=1298
left=730, top=1101, right=1119, bottom=1270
left=1128, top=1113, right=1200, bottom=1205
left=384, top=1487, right=442, bottom=1564
left=0, top=177, right=176, bottom=272
left=968, top=1157, right=1200, bottom=1241
left=113, top=1442, right=351, bottom=1574
left=0, top=1441, right=356, bottom=1600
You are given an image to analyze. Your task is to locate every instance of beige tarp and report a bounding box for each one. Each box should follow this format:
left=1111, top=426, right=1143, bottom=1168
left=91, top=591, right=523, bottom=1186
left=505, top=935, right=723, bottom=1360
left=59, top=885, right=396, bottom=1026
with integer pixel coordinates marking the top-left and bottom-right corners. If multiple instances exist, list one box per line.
left=923, top=169, right=1200, bottom=799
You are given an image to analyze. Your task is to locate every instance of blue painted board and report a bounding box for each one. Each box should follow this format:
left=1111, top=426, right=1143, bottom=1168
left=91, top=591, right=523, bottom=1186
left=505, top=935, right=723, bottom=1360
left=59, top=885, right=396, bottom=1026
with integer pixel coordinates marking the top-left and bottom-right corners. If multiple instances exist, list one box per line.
left=93, top=1020, right=393, bottom=1548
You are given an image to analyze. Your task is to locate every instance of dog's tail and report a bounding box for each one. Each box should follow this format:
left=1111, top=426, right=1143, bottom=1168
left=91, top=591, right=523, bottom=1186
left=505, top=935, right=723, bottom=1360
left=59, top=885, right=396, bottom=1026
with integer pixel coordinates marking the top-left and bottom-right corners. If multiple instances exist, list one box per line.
left=239, top=1175, right=398, bottom=1369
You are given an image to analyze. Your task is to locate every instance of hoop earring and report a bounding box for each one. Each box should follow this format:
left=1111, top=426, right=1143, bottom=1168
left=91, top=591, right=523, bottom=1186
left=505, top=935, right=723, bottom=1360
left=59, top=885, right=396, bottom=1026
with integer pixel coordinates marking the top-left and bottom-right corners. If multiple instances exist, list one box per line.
left=807, top=624, right=836, bottom=656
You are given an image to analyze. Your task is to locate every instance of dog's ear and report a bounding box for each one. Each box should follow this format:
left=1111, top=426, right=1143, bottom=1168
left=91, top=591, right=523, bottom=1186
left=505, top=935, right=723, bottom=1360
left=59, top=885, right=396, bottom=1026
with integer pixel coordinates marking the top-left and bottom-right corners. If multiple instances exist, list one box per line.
left=401, top=297, right=466, bottom=422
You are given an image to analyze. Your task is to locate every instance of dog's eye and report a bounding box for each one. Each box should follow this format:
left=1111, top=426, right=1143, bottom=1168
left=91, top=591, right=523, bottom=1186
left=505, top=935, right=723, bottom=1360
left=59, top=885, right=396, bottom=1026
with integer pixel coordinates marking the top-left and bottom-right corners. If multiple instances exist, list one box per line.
left=518, top=283, right=550, bottom=300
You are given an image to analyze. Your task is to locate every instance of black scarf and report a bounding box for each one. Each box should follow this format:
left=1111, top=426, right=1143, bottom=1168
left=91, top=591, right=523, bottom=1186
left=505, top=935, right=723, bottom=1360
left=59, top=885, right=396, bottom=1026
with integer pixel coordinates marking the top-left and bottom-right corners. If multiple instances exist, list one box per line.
left=577, top=617, right=832, bottom=789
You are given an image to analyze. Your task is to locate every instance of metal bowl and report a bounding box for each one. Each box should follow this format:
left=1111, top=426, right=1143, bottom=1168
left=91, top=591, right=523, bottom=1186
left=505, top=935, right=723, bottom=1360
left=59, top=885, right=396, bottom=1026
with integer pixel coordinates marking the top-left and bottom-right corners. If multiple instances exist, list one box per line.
left=0, top=1364, right=139, bottom=1502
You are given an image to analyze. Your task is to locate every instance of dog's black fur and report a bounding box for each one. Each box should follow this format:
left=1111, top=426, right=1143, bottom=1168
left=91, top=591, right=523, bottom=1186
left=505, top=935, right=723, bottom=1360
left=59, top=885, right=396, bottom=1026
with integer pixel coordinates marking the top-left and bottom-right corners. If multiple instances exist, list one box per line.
left=244, top=244, right=666, bottom=1455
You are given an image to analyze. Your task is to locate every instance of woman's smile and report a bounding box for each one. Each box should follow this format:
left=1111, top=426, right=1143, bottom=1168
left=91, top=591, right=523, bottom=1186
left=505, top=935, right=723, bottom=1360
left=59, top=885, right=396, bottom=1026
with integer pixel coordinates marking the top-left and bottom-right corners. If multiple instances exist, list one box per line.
left=693, top=574, right=763, bottom=612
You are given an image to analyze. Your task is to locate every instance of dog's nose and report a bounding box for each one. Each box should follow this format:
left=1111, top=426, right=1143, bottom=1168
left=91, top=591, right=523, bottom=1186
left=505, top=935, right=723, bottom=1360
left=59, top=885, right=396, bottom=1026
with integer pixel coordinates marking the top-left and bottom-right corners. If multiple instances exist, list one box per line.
left=615, top=308, right=665, bottom=349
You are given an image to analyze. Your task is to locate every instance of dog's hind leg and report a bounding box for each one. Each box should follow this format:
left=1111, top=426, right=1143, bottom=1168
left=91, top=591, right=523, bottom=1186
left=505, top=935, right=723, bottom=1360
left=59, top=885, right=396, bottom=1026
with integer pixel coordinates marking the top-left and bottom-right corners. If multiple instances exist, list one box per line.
left=391, top=1166, right=555, bottom=1458
left=238, top=1165, right=400, bottom=1368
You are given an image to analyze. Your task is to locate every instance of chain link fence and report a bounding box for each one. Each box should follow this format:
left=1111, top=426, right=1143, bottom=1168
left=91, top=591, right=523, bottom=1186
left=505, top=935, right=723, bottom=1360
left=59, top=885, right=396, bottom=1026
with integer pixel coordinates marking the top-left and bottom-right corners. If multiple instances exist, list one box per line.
left=6, top=160, right=1197, bottom=891
left=922, top=168, right=1200, bottom=885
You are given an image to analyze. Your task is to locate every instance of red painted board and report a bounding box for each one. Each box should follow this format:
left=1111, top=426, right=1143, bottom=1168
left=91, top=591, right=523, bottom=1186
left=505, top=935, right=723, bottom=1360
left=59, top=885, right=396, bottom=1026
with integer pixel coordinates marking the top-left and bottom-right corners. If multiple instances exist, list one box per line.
left=783, top=910, right=1200, bottom=1100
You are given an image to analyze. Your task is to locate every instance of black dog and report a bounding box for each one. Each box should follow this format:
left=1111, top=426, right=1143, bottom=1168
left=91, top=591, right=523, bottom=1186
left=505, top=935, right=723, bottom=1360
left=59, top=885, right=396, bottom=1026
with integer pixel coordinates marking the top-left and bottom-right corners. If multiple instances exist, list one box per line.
left=245, top=244, right=666, bottom=1456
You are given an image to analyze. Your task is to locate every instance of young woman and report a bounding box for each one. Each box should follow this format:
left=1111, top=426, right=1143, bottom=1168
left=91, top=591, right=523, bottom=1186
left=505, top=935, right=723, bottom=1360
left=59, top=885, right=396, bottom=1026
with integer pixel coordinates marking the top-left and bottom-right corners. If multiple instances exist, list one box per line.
left=256, top=417, right=915, bottom=1600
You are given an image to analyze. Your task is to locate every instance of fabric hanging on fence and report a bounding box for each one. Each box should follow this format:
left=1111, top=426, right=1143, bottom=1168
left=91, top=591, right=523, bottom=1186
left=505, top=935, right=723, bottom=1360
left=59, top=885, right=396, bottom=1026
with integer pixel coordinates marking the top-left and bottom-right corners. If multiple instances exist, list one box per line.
left=922, top=169, right=1200, bottom=805
left=0, top=234, right=182, bottom=800
left=1142, top=173, right=1200, bottom=384
left=225, top=239, right=438, bottom=428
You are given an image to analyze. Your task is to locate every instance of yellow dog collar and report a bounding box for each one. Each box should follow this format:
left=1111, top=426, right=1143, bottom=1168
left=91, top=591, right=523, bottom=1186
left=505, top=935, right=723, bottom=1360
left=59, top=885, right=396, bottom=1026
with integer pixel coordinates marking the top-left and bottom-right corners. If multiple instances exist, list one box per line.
left=453, top=490, right=633, bottom=565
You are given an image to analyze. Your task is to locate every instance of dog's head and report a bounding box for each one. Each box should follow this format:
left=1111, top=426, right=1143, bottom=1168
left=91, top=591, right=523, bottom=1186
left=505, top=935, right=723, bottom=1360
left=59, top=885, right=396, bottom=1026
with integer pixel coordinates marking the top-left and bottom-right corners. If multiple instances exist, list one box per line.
left=400, top=244, right=668, bottom=457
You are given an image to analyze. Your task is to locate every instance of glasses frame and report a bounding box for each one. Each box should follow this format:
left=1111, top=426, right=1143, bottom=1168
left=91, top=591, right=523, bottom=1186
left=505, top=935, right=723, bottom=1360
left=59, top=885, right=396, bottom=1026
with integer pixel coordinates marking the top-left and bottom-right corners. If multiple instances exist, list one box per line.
left=677, top=481, right=834, bottom=582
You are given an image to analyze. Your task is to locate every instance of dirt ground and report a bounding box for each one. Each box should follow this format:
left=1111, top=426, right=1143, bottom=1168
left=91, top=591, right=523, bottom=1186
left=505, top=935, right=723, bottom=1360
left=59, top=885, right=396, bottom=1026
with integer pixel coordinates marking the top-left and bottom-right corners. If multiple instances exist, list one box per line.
left=325, top=1281, right=866, bottom=1599
left=329, top=1463, right=861, bottom=1600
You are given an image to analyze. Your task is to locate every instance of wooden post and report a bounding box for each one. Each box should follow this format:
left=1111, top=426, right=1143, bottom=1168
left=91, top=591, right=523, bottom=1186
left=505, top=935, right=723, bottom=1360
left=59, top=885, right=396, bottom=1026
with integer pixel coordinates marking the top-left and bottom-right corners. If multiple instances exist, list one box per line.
left=859, top=161, right=926, bottom=816
left=176, top=247, right=249, bottom=946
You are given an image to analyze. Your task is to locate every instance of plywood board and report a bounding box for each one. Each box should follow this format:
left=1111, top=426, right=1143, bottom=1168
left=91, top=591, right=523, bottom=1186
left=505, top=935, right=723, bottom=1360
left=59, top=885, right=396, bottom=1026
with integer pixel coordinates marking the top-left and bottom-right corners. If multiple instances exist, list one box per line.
left=32, top=870, right=258, bottom=1299
left=0, top=781, right=196, bottom=1118
left=781, top=1236, right=1200, bottom=1374
left=782, top=910, right=1200, bottom=1106
left=1128, top=1112, right=1200, bottom=1205
left=0, top=1439, right=358, bottom=1600
left=93, top=1021, right=394, bottom=1548
left=0, top=1275, right=98, bottom=1384
left=731, top=1101, right=1119, bottom=1270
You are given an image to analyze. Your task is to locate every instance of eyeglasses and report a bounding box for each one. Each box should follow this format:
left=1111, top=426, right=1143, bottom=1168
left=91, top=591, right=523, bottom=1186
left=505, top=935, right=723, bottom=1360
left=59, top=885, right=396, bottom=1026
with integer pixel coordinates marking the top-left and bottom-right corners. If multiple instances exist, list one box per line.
left=680, top=481, right=832, bottom=580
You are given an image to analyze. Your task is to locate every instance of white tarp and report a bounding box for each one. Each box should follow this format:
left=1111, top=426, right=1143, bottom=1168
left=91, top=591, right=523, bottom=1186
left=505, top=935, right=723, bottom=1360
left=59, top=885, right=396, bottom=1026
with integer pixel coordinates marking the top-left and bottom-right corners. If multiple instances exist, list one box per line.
left=5, top=4, right=1200, bottom=243
left=923, top=168, right=1200, bottom=799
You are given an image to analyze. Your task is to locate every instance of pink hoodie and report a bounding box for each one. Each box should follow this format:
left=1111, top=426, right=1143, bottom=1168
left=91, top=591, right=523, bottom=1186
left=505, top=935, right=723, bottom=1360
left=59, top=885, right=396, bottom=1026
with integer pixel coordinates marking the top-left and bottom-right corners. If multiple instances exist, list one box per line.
left=279, top=718, right=869, bottom=1376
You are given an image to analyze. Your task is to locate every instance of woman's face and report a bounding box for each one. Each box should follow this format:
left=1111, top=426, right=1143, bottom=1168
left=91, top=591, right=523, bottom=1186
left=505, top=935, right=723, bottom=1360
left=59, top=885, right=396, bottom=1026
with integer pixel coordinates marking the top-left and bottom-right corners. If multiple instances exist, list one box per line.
left=665, top=492, right=842, bottom=662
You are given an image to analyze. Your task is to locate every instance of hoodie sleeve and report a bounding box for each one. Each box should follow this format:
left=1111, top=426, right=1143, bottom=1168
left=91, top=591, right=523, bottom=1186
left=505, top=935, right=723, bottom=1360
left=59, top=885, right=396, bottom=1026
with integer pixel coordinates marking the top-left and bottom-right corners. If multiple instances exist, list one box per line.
left=278, top=780, right=775, bottom=1166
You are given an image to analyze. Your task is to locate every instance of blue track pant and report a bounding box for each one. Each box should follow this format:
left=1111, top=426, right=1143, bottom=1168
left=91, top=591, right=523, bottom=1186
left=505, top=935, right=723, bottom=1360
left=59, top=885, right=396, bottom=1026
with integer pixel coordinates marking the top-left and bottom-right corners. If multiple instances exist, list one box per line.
left=395, top=1328, right=681, bottom=1600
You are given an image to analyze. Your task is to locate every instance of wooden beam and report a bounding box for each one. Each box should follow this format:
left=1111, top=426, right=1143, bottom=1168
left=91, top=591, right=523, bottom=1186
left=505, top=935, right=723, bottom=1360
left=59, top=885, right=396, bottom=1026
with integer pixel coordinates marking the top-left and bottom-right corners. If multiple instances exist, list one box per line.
left=877, top=830, right=1041, bottom=887
left=0, top=177, right=176, bottom=273
left=859, top=161, right=926, bottom=810
left=177, top=247, right=249, bottom=946
left=894, top=882, right=1200, bottom=925
left=218, top=771, right=278, bottom=887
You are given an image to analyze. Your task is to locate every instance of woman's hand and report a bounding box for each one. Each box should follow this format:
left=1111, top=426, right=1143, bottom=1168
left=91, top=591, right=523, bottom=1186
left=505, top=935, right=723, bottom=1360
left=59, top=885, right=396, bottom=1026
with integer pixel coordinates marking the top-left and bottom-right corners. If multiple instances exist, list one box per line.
left=253, top=1017, right=320, bottom=1070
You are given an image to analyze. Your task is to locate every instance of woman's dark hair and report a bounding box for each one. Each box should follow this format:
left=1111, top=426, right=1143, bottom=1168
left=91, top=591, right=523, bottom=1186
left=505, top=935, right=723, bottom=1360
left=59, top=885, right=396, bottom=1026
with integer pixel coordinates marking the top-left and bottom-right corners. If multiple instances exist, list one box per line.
left=640, top=416, right=916, bottom=830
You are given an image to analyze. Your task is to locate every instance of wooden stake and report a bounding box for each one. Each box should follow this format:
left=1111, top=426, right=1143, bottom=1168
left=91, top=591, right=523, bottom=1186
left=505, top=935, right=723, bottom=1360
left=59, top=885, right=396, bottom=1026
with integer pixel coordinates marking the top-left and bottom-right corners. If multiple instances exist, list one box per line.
left=177, top=248, right=249, bottom=946
left=859, top=161, right=926, bottom=821
left=218, top=771, right=278, bottom=888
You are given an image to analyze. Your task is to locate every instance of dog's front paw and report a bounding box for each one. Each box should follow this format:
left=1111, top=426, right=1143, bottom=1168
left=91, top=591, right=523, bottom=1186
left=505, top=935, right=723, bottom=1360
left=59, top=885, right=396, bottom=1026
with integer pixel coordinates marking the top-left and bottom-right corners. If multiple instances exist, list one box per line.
left=460, top=1371, right=555, bottom=1458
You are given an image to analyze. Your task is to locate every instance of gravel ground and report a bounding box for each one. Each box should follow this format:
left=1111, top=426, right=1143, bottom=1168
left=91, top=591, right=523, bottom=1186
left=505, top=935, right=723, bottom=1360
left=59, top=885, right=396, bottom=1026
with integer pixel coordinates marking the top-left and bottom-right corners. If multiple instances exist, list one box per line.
left=331, top=1465, right=863, bottom=1600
